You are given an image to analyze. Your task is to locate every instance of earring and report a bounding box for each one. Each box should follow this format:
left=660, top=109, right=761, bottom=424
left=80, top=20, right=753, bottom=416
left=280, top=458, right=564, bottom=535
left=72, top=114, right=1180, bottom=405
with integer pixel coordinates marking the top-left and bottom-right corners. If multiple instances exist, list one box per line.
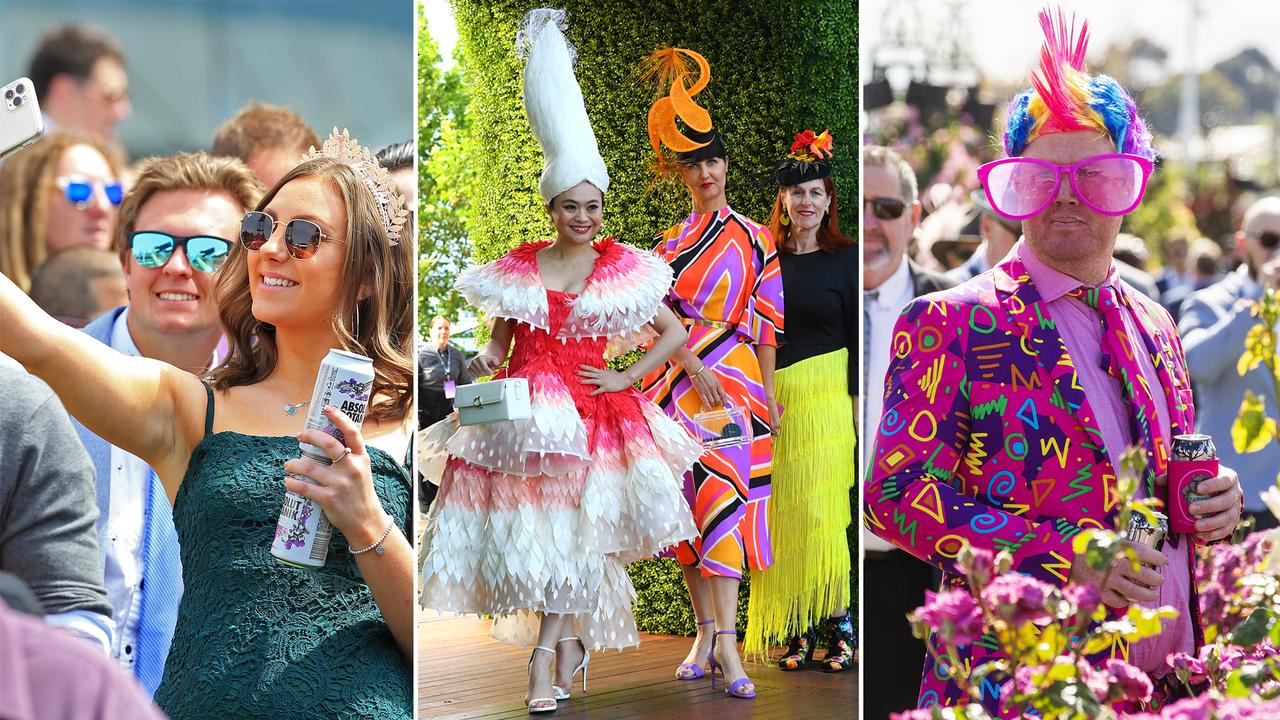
left=354, top=303, right=361, bottom=338
left=780, top=214, right=790, bottom=227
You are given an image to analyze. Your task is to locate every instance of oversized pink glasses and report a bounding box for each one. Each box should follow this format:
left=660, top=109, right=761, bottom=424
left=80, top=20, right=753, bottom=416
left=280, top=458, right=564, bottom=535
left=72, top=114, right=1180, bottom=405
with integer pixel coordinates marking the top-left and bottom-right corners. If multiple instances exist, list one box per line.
left=976, top=153, right=1154, bottom=221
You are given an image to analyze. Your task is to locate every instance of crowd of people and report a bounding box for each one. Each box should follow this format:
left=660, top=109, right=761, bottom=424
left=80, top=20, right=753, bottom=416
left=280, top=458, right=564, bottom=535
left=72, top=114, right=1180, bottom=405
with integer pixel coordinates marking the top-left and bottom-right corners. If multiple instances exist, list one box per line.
left=416, top=8, right=856, bottom=714
left=862, top=9, right=1268, bottom=718
left=0, top=22, right=414, bottom=719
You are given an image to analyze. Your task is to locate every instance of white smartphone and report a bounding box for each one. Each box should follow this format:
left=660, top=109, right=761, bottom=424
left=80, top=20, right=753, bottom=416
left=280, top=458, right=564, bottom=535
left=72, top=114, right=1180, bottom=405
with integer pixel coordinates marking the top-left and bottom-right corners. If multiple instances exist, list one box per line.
left=0, top=77, right=45, bottom=160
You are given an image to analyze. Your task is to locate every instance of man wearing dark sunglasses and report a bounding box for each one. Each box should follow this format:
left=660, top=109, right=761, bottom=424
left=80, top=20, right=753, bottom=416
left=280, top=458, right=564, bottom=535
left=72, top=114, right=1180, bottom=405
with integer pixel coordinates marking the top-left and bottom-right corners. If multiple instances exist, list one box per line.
left=859, top=143, right=954, bottom=720
left=865, top=10, right=1242, bottom=716
left=67, top=152, right=262, bottom=695
left=1179, top=196, right=1280, bottom=531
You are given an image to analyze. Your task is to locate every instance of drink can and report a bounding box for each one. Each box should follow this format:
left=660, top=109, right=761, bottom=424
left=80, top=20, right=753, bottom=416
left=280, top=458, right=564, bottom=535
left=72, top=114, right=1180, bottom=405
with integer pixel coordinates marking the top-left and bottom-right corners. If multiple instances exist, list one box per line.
left=1125, top=509, right=1168, bottom=551
left=271, top=349, right=375, bottom=568
left=1167, top=434, right=1218, bottom=535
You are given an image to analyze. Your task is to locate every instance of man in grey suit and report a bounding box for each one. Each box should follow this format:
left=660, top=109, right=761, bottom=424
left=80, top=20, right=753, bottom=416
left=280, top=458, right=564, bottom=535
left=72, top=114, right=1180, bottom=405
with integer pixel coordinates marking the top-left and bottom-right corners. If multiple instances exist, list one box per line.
left=73, top=153, right=261, bottom=694
left=1180, top=196, right=1280, bottom=529
left=861, top=144, right=954, bottom=720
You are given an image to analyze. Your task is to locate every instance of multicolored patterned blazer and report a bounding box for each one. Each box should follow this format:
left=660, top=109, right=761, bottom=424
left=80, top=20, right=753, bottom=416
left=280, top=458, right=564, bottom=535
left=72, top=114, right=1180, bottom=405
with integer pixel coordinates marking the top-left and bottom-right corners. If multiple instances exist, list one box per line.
left=863, top=251, right=1202, bottom=716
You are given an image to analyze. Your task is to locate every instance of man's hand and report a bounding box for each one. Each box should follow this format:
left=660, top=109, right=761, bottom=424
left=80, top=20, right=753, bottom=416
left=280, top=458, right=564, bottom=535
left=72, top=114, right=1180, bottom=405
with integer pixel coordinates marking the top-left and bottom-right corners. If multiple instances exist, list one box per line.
left=1190, top=465, right=1243, bottom=543
left=1068, top=540, right=1166, bottom=608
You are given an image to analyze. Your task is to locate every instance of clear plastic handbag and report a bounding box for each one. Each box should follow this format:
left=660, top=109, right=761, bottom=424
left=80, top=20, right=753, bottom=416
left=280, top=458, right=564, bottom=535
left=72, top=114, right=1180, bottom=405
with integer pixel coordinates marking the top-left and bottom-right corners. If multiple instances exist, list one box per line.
left=688, top=403, right=752, bottom=449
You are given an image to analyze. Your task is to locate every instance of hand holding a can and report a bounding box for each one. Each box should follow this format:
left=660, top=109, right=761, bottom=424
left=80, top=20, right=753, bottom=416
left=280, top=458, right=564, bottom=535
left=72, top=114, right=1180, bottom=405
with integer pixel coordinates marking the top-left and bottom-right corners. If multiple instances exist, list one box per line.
left=283, top=406, right=388, bottom=543
left=1069, top=540, right=1167, bottom=609
left=1186, top=465, right=1243, bottom=543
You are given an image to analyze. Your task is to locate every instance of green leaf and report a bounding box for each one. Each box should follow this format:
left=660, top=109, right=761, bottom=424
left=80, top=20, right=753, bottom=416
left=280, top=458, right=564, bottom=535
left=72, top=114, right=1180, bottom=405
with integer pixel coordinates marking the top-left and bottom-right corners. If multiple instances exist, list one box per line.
left=1232, top=389, right=1277, bottom=455
left=1225, top=669, right=1252, bottom=698
left=1231, top=608, right=1274, bottom=648
left=1240, top=662, right=1269, bottom=688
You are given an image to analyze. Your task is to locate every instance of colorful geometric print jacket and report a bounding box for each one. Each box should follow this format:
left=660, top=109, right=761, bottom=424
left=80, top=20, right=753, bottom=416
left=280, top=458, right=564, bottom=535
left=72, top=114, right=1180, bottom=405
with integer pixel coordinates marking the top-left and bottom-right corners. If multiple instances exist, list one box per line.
left=863, top=251, right=1203, bottom=716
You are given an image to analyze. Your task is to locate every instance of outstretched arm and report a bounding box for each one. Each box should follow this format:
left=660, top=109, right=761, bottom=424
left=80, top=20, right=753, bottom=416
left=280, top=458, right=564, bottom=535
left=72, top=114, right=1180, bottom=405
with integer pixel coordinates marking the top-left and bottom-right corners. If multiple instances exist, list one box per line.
left=467, top=318, right=516, bottom=378
left=0, top=275, right=205, bottom=489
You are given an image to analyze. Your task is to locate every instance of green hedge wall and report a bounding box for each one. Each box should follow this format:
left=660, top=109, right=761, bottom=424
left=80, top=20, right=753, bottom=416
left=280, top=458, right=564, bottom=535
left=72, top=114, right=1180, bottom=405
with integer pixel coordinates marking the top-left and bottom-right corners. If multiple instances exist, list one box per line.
left=448, top=0, right=857, bottom=638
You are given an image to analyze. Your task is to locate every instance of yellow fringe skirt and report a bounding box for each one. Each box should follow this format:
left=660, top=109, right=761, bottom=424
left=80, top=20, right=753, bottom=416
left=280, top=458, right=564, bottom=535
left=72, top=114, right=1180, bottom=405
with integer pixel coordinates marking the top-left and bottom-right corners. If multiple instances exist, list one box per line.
left=744, top=348, right=855, bottom=661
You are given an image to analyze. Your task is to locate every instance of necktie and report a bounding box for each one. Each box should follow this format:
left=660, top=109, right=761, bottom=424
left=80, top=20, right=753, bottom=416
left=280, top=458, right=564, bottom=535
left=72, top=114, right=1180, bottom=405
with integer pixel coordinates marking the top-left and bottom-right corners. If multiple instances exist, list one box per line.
left=1070, top=284, right=1161, bottom=496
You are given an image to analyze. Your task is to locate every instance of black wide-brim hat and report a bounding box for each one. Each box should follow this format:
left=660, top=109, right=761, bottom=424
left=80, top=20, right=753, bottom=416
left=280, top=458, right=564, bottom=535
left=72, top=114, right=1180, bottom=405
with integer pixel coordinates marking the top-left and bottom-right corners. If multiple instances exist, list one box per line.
left=773, top=157, right=832, bottom=186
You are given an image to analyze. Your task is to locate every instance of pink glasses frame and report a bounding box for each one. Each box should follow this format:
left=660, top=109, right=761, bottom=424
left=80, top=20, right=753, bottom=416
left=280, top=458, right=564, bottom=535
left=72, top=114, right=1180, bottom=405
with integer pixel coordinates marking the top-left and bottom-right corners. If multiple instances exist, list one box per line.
left=976, top=153, right=1155, bottom=221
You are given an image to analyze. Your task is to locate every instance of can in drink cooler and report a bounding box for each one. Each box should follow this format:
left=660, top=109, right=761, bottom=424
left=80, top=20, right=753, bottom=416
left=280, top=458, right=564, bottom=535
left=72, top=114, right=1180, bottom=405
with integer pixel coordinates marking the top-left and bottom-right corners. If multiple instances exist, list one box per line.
left=1167, top=433, right=1218, bottom=535
left=271, top=349, right=375, bottom=567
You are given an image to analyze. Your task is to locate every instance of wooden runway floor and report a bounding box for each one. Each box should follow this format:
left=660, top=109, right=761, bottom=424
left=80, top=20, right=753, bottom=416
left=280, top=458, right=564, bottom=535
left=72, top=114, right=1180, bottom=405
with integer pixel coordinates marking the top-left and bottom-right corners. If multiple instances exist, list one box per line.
left=419, top=613, right=858, bottom=720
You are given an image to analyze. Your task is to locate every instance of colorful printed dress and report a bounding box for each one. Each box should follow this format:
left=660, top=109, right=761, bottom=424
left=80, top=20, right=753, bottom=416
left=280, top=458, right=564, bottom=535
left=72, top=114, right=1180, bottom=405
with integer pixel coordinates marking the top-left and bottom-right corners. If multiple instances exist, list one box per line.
left=640, top=207, right=784, bottom=579
left=418, top=237, right=700, bottom=650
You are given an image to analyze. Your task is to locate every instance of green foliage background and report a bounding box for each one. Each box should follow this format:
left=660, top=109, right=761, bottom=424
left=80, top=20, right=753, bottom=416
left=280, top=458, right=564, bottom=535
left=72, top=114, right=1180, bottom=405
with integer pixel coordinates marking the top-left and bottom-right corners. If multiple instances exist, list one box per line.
left=431, top=0, right=858, bottom=637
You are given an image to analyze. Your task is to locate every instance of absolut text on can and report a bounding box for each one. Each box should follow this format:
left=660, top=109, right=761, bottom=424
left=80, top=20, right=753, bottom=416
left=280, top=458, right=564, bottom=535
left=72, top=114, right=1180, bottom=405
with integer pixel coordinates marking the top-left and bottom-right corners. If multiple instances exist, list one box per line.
left=1125, top=509, right=1168, bottom=552
left=271, top=350, right=375, bottom=568
left=1167, top=434, right=1218, bottom=535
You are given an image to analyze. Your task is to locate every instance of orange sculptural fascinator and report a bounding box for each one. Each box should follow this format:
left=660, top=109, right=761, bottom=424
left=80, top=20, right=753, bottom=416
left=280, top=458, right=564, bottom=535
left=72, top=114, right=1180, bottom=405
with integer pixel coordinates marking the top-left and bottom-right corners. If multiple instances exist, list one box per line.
left=640, top=47, right=723, bottom=174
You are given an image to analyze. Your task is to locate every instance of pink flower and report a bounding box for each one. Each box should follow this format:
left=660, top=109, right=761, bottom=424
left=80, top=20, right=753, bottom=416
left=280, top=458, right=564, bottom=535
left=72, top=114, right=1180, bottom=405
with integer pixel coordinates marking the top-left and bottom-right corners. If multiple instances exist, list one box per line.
left=1064, top=583, right=1101, bottom=615
left=915, top=589, right=984, bottom=646
left=958, top=546, right=995, bottom=588
left=1102, top=659, right=1152, bottom=703
left=981, top=573, right=1054, bottom=627
left=889, top=711, right=938, bottom=720
left=1166, top=651, right=1207, bottom=682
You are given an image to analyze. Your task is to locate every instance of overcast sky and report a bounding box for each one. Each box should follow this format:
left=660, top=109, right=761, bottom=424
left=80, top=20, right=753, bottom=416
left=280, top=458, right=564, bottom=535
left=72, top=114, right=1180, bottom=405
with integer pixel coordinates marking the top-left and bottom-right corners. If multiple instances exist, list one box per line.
left=861, top=0, right=1280, bottom=84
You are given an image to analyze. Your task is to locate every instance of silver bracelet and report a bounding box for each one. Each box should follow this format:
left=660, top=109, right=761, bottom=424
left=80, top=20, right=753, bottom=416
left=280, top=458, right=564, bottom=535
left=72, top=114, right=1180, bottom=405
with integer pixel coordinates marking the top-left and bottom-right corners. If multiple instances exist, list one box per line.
left=349, top=516, right=395, bottom=556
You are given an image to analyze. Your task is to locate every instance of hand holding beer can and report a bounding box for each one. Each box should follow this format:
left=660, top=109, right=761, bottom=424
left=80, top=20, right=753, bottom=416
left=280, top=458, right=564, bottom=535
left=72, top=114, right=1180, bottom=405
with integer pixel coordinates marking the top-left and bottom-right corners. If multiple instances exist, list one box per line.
left=1167, top=434, right=1218, bottom=535
left=271, top=350, right=375, bottom=568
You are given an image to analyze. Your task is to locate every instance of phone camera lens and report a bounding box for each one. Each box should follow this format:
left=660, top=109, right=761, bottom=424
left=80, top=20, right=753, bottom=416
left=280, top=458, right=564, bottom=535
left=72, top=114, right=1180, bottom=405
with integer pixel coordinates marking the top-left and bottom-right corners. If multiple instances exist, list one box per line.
left=12, top=96, right=22, bottom=107
left=13, top=84, right=24, bottom=95
left=3, top=89, right=12, bottom=100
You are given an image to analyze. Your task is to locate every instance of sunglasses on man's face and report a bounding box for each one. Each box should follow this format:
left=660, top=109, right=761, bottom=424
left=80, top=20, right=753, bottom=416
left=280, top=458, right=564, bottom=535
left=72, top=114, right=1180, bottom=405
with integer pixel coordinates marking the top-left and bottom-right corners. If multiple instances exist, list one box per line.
left=1254, top=231, right=1280, bottom=250
left=864, top=196, right=907, bottom=221
left=129, top=231, right=231, bottom=273
left=239, top=211, right=338, bottom=260
left=56, top=177, right=124, bottom=208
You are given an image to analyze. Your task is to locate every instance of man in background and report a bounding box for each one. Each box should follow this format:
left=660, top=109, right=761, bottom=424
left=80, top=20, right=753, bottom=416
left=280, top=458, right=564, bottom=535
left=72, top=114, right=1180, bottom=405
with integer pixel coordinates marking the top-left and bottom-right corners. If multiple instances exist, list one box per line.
left=29, top=247, right=128, bottom=327
left=211, top=102, right=319, bottom=189
left=1180, top=196, right=1280, bottom=530
left=28, top=24, right=132, bottom=142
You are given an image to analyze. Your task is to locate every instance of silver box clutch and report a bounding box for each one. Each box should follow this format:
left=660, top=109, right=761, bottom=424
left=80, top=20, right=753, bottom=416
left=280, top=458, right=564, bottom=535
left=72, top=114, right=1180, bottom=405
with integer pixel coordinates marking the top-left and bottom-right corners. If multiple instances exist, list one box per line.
left=455, top=378, right=532, bottom=426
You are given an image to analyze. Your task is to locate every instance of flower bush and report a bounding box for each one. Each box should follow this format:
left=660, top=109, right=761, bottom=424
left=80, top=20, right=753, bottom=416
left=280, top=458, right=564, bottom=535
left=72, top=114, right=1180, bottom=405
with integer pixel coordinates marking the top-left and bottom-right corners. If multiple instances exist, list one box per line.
left=891, top=450, right=1280, bottom=719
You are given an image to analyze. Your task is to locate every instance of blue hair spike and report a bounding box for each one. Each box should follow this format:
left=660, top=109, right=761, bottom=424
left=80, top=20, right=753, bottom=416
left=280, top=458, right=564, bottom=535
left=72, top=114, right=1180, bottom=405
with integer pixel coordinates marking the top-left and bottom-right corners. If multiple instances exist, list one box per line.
left=1004, top=90, right=1035, bottom=157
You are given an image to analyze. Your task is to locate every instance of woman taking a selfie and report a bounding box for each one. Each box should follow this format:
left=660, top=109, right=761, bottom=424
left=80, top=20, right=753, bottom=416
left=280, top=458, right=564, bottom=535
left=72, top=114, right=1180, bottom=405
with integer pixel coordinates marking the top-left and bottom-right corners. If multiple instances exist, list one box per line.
left=0, top=129, right=415, bottom=719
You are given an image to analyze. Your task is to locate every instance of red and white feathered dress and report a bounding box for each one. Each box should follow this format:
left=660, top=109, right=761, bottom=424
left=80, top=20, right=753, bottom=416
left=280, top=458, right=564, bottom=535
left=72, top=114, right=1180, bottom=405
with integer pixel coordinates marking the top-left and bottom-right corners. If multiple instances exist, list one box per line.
left=419, top=237, right=700, bottom=650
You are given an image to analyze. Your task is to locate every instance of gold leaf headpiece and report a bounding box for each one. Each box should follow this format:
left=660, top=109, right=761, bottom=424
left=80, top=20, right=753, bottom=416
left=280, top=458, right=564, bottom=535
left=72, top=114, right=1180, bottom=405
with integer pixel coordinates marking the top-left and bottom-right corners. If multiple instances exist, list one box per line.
left=304, top=128, right=410, bottom=246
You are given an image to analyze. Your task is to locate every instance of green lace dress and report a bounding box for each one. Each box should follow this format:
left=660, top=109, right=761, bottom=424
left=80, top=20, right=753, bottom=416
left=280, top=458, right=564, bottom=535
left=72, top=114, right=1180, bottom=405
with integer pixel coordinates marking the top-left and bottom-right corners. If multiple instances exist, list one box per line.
left=152, top=392, right=411, bottom=719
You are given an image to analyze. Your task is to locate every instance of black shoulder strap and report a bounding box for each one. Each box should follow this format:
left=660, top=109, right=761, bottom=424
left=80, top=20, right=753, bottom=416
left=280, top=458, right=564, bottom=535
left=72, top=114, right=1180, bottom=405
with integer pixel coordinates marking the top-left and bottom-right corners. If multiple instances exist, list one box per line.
left=201, top=381, right=215, bottom=437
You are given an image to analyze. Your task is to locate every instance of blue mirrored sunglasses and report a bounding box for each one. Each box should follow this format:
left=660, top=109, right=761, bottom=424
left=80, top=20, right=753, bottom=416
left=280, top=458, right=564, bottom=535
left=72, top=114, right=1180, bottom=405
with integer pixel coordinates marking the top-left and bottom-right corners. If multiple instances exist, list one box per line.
left=129, top=231, right=231, bottom=273
left=56, top=177, right=124, bottom=208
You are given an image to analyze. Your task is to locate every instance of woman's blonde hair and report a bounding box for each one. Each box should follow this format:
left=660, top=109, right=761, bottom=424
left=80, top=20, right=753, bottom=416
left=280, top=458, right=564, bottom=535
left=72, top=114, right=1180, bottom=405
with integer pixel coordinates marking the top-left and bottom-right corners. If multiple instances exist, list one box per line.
left=0, top=131, right=123, bottom=291
left=208, top=157, right=414, bottom=423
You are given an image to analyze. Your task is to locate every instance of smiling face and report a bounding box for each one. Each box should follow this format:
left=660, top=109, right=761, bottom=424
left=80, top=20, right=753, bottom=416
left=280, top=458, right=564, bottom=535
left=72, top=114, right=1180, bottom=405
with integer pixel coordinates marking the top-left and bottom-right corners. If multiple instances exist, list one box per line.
left=45, top=143, right=120, bottom=254
left=782, top=179, right=831, bottom=235
left=125, top=189, right=241, bottom=337
left=677, top=156, right=728, bottom=210
left=546, top=181, right=603, bottom=245
left=246, top=175, right=349, bottom=330
left=1019, top=131, right=1125, bottom=282
left=429, top=316, right=450, bottom=348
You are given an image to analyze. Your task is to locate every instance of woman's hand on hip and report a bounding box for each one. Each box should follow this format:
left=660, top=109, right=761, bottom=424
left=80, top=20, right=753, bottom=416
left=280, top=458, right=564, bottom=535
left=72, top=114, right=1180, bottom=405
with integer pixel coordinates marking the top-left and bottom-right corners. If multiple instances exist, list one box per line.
left=578, top=365, right=634, bottom=395
left=283, top=405, right=387, bottom=539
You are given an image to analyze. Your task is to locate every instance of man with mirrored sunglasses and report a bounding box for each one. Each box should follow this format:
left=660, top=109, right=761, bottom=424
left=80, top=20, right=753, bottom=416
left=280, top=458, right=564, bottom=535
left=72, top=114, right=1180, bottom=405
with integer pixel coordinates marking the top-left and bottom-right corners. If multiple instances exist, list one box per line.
left=864, top=10, right=1242, bottom=717
left=69, top=152, right=262, bottom=696
left=1179, top=196, right=1280, bottom=531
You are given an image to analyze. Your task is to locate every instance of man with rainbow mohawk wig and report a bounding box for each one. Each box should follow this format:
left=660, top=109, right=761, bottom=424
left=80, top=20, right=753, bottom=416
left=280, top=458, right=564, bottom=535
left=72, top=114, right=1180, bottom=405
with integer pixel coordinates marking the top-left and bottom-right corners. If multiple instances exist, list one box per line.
left=864, top=7, right=1242, bottom=716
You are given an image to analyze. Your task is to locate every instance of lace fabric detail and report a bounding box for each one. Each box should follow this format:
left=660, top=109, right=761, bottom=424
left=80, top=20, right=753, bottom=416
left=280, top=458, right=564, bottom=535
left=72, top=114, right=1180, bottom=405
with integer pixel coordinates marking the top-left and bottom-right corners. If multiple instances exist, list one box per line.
left=154, top=432, right=411, bottom=719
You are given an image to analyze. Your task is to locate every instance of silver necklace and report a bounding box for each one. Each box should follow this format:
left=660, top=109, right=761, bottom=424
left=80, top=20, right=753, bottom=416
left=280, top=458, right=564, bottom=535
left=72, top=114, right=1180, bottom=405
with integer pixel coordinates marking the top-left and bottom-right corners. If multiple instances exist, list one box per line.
left=283, top=400, right=310, bottom=416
